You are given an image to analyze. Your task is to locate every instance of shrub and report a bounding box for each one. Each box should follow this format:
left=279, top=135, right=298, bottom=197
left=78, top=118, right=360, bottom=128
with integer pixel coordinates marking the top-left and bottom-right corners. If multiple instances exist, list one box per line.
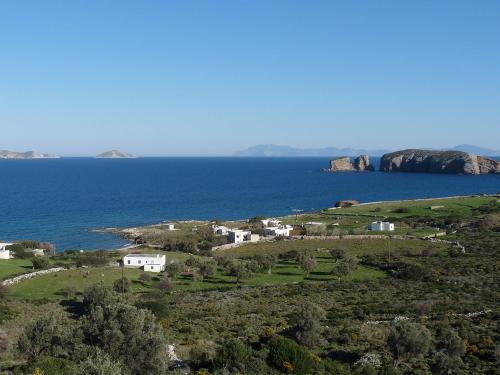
left=18, top=311, right=75, bottom=361
left=214, top=338, right=252, bottom=371
left=32, top=257, right=50, bottom=269
left=139, top=273, right=152, bottom=282
left=267, top=336, right=315, bottom=374
left=28, top=356, right=77, bottom=375
left=112, top=277, right=131, bottom=293
left=80, top=302, right=168, bottom=374
left=393, top=207, right=410, bottom=214
left=293, top=303, right=326, bottom=348
left=387, top=321, right=432, bottom=368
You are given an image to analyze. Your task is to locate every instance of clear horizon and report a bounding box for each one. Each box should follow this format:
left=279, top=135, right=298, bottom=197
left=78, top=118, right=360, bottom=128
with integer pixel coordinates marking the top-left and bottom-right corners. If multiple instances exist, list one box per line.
left=1, top=1, right=499, bottom=155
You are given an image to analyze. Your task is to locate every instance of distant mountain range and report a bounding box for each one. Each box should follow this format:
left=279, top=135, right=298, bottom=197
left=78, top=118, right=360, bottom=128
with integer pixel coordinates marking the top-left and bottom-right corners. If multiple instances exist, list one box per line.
left=0, top=150, right=59, bottom=159
left=447, top=144, right=500, bottom=156
left=234, top=144, right=500, bottom=157
left=233, top=144, right=391, bottom=157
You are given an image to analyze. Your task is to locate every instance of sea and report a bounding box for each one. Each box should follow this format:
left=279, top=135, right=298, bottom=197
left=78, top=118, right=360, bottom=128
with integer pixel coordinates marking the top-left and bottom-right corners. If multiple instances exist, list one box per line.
left=0, top=157, right=498, bottom=251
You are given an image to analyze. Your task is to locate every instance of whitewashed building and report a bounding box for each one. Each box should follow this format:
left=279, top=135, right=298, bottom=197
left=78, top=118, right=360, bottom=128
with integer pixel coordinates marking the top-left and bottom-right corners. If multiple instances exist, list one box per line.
left=228, top=229, right=253, bottom=243
left=370, top=221, right=395, bottom=231
left=25, top=248, right=46, bottom=257
left=212, top=225, right=229, bottom=235
left=123, top=254, right=166, bottom=272
left=264, top=225, right=293, bottom=237
left=261, top=218, right=282, bottom=227
left=0, top=243, right=13, bottom=260
left=165, top=223, right=175, bottom=230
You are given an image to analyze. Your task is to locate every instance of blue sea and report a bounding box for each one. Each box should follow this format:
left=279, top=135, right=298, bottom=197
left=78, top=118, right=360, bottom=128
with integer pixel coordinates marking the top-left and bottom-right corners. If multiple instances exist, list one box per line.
left=0, top=157, right=499, bottom=251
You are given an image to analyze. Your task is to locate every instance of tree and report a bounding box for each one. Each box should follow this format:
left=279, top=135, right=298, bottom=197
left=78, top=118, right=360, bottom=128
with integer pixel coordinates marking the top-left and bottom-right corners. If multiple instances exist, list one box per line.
left=80, top=302, right=168, bottom=374
left=298, top=252, right=317, bottom=277
left=268, top=335, right=315, bottom=374
left=293, top=303, right=326, bottom=348
left=32, top=256, right=50, bottom=270
left=330, top=248, right=346, bottom=260
left=164, top=261, right=185, bottom=278
left=431, top=330, right=466, bottom=374
left=6, top=243, right=31, bottom=259
left=198, top=259, right=217, bottom=281
left=18, top=311, right=75, bottom=361
left=331, top=254, right=359, bottom=277
left=253, top=254, right=277, bottom=274
left=82, top=284, right=121, bottom=312
left=387, top=321, right=432, bottom=368
left=226, top=261, right=253, bottom=285
left=112, top=277, right=131, bottom=294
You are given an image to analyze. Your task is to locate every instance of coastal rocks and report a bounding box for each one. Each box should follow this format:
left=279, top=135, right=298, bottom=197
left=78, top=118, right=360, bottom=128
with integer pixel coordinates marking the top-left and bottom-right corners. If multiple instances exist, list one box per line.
left=353, top=155, right=375, bottom=171
left=335, top=200, right=359, bottom=208
left=380, top=149, right=500, bottom=175
left=326, top=155, right=374, bottom=172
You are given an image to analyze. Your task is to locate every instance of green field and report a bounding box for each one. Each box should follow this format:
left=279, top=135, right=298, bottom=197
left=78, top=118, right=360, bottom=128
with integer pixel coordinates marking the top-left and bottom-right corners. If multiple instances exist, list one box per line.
left=11, top=238, right=443, bottom=299
left=327, top=195, right=495, bottom=219
left=0, top=259, right=33, bottom=280
left=217, top=237, right=447, bottom=257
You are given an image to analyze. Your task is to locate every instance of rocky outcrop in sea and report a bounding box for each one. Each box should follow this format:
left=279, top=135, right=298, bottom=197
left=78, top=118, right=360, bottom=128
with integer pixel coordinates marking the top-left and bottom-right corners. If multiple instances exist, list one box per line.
left=326, top=155, right=374, bottom=172
left=380, top=149, right=500, bottom=174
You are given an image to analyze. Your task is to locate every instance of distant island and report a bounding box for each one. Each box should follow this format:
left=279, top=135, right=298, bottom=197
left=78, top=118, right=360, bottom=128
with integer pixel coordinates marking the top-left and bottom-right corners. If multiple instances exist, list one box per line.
left=0, top=150, right=60, bottom=159
left=326, top=149, right=499, bottom=175
left=325, top=155, right=374, bottom=172
left=380, top=149, right=499, bottom=175
left=96, top=150, right=136, bottom=159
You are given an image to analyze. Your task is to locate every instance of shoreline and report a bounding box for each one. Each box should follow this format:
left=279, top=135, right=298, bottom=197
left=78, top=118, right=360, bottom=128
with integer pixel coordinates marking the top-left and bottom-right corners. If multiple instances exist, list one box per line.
left=101, top=193, right=498, bottom=251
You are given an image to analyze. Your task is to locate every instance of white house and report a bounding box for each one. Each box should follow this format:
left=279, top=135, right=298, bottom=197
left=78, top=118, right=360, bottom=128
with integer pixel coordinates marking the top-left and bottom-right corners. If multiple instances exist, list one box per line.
left=123, top=254, right=166, bottom=272
left=261, top=218, right=282, bottom=227
left=212, top=225, right=229, bottom=235
left=370, top=221, right=395, bottom=231
left=228, top=229, right=253, bottom=243
left=264, top=225, right=293, bottom=237
left=25, top=248, right=45, bottom=257
left=165, top=223, right=175, bottom=230
left=0, top=243, right=13, bottom=260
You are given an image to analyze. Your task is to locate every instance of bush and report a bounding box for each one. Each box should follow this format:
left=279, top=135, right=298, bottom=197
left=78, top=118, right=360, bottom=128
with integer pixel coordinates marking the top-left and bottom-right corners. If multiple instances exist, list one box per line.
left=293, top=303, right=326, bottom=348
left=32, top=257, right=50, bottom=270
left=214, top=338, right=252, bottom=371
left=27, top=356, right=77, bottom=375
left=267, top=336, right=315, bottom=374
left=80, top=302, right=168, bottom=374
left=393, top=207, right=410, bottom=214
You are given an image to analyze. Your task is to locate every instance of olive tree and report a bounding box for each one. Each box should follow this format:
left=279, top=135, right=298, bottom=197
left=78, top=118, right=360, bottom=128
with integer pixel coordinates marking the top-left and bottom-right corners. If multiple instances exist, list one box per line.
left=80, top=302, right=168, bottom=374
left=293, top=303, right=326, bottom=348
left=387, top=321, right=432, bottom=368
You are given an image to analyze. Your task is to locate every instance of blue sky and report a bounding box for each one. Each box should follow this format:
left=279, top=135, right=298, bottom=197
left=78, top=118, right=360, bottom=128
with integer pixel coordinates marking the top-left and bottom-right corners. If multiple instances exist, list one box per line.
left=0, top=1, right=499, bottom=156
